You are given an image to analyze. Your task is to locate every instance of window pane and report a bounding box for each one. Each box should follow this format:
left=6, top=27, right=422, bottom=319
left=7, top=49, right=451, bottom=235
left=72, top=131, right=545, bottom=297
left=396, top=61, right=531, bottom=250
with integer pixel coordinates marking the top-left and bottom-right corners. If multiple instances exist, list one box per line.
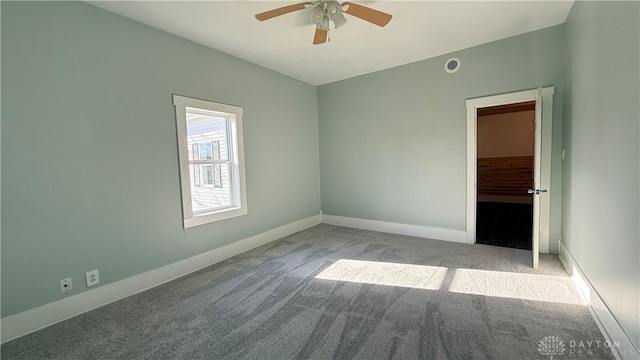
left=186, top=110, right=228, bottom=161
left=190, top=163, right=231, bottom=213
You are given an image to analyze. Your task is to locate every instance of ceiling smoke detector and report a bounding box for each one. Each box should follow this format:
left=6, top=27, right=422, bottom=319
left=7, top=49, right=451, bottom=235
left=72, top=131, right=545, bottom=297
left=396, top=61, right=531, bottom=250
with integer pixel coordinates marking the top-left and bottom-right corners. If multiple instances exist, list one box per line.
left=445, top=58, right=461, bottom=73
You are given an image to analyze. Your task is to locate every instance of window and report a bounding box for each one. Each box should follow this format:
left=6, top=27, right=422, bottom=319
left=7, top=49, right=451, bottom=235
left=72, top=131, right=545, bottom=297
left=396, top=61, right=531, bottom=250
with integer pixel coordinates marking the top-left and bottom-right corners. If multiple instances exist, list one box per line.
left=173, top=95, right=247, bottom=227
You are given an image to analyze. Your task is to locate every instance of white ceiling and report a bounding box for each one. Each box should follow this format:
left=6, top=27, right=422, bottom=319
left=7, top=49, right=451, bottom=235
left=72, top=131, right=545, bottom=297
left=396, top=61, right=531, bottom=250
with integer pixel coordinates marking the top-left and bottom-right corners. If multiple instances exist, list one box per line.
left=89, top=1, right=574, bottom=85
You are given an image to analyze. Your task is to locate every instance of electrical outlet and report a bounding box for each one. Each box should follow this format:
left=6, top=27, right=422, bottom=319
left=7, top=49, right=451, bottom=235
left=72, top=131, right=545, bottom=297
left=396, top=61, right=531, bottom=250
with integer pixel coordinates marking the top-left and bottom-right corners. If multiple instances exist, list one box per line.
left=85, top=269, right=100, bottom=287
left=60, top=278, right=72, bottom=293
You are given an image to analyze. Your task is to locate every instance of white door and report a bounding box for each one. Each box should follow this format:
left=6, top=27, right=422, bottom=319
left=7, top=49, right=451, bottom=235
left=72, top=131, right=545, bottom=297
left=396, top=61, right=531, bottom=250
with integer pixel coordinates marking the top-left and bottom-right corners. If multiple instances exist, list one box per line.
left=530, top=88, right=543, bottom=269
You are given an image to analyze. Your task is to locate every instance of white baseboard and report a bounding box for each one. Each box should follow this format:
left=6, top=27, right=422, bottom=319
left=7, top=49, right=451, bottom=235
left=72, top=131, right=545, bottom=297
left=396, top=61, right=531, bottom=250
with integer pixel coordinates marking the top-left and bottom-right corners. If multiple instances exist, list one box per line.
left=321, top=214, right=467, bottom=243
left=559, top=241, right=640, bottom=360
left=0, top=214, right=322, bottom=344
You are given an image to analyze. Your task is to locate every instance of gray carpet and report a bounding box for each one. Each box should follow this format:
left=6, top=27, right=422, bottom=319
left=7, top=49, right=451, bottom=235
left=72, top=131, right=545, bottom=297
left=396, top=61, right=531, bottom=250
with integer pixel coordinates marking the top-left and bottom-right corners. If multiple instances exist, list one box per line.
left=1, top=224, right=613, bottom=359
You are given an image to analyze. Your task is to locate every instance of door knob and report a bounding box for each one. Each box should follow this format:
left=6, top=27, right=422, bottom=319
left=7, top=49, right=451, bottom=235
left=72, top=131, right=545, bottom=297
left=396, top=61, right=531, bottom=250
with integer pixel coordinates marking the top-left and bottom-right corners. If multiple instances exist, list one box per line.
left=528, top=189, right=548, bottom=195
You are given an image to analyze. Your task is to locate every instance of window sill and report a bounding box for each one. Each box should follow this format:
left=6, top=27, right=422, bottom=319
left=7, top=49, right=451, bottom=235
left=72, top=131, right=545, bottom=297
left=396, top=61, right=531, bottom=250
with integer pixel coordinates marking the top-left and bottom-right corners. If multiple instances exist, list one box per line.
left=184, top=206, right=247, bottom=228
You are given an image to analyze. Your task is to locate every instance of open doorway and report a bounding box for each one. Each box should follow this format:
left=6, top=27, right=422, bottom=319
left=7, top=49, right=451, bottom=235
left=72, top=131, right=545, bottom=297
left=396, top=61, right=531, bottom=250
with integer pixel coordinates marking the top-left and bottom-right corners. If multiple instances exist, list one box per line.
left=466, top=87, right=555, bottom=269
left=475, top=101, right=535, bottom=250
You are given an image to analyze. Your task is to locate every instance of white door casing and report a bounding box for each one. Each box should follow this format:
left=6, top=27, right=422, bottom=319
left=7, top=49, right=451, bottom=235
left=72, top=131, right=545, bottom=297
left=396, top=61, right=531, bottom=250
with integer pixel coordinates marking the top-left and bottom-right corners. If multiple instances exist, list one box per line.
left=465, top=87, right=555, bottom=267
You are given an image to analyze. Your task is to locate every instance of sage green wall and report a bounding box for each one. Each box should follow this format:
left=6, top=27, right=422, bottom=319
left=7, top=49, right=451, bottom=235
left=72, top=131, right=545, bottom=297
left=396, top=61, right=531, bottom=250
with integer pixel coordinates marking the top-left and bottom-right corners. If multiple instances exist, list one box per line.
left=318, top=25, right=565, bottom=252
left=562, top=1, right=639, bottom=349
left=1, top=2, right=320, bottom=317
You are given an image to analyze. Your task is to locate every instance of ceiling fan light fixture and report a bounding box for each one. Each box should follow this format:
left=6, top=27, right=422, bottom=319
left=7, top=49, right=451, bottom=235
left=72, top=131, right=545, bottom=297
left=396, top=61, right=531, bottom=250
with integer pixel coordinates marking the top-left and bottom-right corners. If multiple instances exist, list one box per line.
left=332, top=12, right=347, bottom=28
left=327, top=2, right=340, bottom=16
left=310, top=6, right=325, bottom=25
left=318, top=15, right=330, bottom=31
left=327, top=2, right=347, bottom=28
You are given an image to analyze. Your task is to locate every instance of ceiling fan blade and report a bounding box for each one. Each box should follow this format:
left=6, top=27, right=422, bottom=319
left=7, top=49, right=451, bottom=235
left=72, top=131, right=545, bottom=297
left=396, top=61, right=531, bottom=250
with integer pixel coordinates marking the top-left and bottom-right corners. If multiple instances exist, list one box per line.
left=342, top=2, right=392, bottom=27
left=255, top=2, right=313, bottom=21
left=313, top=27, right=328, bottom=45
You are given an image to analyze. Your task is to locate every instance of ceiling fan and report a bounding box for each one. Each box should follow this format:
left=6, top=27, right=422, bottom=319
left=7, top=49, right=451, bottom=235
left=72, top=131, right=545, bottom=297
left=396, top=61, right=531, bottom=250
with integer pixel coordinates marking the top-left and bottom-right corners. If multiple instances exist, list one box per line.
left=255, top=1, right=392, bottom=45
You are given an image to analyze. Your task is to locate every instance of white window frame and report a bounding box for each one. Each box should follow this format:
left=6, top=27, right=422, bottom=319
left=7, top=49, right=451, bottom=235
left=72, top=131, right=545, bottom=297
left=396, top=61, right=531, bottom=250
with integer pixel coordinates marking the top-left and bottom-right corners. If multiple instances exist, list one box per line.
left=173, top=95, right=247, bottom=228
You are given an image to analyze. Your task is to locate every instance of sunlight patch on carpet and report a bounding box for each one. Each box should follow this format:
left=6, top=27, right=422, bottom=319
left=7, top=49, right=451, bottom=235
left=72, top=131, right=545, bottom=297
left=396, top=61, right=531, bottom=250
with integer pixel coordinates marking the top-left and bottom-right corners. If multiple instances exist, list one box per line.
left=315, top=259, right=447, bottom=290
left=449, top=268, right=585, bottom=305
